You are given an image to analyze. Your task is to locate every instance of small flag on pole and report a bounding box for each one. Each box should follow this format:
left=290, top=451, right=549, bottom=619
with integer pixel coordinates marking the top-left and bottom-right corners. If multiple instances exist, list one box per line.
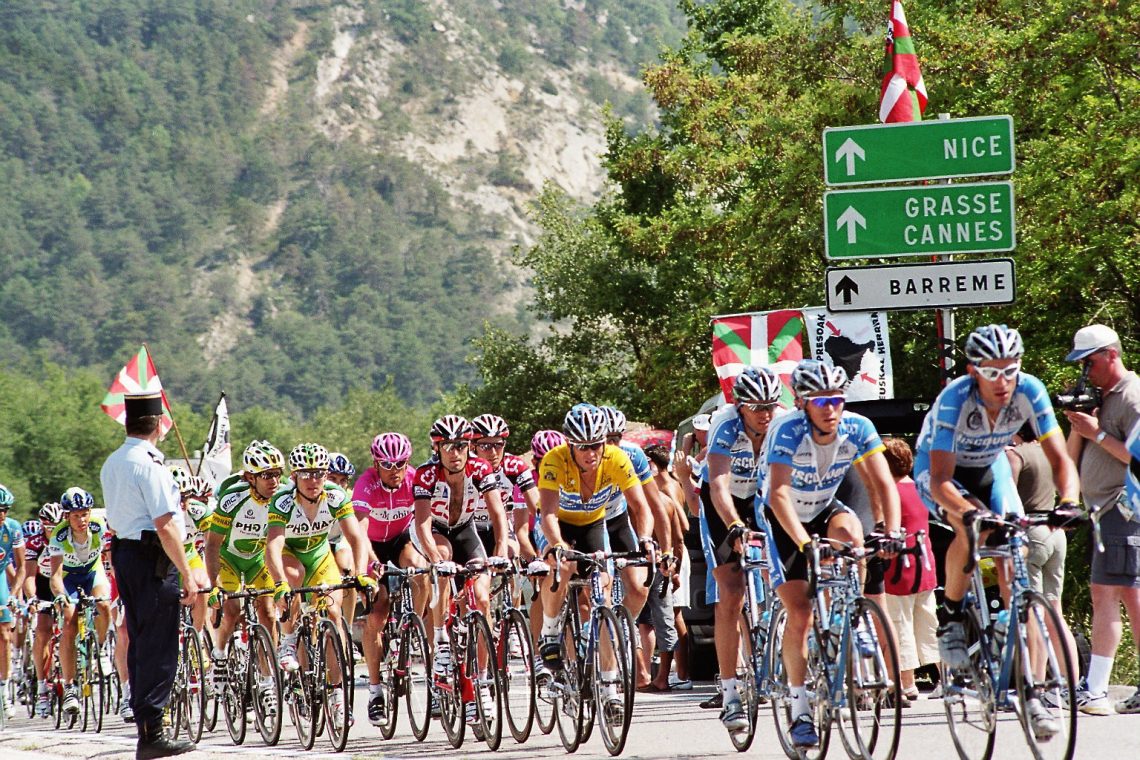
left=879, top=0, right=928, bottom=123
left=198, top=392, right=232, bottom=485
left=100, top=346, right=174, bottom=437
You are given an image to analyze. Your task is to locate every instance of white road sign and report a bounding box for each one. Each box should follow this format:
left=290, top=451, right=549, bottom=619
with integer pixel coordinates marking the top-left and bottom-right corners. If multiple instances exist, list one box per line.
left=825, top=259, right=1015, bottom=312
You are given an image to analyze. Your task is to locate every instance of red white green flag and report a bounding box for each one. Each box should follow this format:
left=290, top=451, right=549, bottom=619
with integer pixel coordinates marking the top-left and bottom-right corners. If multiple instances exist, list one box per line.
left=100, top=345, right=174, bottom=437
left=879, top=0, right=927, bottom=123
left=711, top=310, right=804, bottom=406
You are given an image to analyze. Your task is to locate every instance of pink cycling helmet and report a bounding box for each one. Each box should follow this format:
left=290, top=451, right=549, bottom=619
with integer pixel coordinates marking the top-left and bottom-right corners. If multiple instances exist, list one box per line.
left=530, top=429, right=567, bottom=460
left=371, top=432, right=412, bottom=463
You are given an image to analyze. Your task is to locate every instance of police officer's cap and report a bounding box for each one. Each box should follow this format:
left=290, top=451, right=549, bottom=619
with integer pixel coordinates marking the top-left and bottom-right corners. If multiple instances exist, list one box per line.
left=124, top=392, right=164, bottom=421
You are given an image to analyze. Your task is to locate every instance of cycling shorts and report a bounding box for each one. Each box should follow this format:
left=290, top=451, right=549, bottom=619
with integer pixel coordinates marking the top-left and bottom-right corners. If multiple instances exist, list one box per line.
left=559, top=517, right=609, bottom=555
left=914, top=449, right=1024, bottom=519
left=283, top=544, right=341, bottom=588
left=699, top=480, right=760, bottom=571
left=217, top=556, right=275, bottom=593
left=63, top=565, right=110, bottom=602
left=605, top=512, right=639, bottom=554
left=36, top=575, right=54, bottom=605
left=371, top=532, right=415, bottom=567
left=427, top=521, right=486, bottom=565
left=766, top=502, right=855, bottom=585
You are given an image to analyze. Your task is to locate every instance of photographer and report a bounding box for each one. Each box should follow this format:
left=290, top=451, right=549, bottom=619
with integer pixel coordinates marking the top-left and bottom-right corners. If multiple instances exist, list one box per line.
left=1063, top=324, right=1140, bottom=715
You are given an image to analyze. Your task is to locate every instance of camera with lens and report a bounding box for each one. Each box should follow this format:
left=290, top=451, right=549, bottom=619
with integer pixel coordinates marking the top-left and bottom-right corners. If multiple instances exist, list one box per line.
left=1052, top=362, right=1102, bottom=413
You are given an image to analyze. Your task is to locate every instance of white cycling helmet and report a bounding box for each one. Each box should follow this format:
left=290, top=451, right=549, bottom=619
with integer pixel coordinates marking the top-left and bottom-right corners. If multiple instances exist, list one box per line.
left=964, top=324, right=1024, bottom=364
left=733, top=366, right=783, bottom=404
left=791, top=359, right=848, bottom=398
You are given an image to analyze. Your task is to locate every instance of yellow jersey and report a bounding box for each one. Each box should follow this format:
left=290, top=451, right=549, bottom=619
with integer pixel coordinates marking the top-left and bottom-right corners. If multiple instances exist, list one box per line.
left=537, top=443, right=640, bottom=526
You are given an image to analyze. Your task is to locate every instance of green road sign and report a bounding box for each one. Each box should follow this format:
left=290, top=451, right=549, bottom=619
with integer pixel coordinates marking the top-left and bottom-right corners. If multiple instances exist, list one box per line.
left=823, top=116, right=1014, bottom=186
left=823, top=181, right=1015, bottom=259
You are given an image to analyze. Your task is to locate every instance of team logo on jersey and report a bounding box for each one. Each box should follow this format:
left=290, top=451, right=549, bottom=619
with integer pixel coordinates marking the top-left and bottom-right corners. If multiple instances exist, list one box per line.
left=543, top=471, right=557, bottom=481
left=966, top=410, right=984, bottom=431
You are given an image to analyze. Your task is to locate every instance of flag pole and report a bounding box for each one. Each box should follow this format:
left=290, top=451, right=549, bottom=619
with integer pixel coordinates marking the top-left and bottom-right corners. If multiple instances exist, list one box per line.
left=142, top=342, right=194, bottom=466
left=195, top=391, right=226, bottom=477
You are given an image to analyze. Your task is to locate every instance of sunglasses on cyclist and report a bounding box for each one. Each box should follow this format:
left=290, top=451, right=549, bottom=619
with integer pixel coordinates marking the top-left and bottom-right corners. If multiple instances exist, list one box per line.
left=376, top=459, right=409, bottom=470
left=475, top=441, right=506, bottom=452
left=440, top=441, right=470, bottom=453
left=572, top=441, right=605, bottom=451
left=973, top=362, right=1021, bottom=381
left=740, top=402, right=779, bottom=412
left=254, top=470, right=283, bottom=481
left=296, top=469, right=328, bottom=480
left=806, top=396, right=845, bottom=409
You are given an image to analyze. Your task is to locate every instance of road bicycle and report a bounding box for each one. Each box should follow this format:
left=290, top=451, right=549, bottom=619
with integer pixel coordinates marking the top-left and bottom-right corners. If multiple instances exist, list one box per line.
left=772, top=535, right=903, bottom=760
left=170, top=601, right=208, bottom=743
left=489, top=558, right=536, bottom=743
left=368, top=563, right=432, bottom=742
left=547, top=547, right=640, bottom=756
left=71, top=590, right=109, bottom=733
left=941, top=508, right=1087, bottom=760
left=217, top=585, right=282, bottom=746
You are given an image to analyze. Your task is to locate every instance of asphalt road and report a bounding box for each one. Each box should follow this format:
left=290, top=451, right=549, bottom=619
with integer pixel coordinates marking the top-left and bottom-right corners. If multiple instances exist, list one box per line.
left=1, top=682, right=1138, bottom=759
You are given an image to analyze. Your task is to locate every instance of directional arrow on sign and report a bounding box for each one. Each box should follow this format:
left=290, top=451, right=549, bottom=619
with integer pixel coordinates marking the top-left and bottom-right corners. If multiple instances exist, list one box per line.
left=835, top=138, right=865, bottom=177
left=834, top=275, right=859, bottom=305
left=835, top=207, right=866, bottom=244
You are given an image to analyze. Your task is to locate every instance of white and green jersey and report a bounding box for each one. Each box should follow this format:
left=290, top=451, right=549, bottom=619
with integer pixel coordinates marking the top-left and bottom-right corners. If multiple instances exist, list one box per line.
left=268, top=483, right=353, bottom=562
left=49, top=517, right=108, bottom=573
left=183, top=497, right=214, bottom=554
left=209, top=477, right=279, bottom=565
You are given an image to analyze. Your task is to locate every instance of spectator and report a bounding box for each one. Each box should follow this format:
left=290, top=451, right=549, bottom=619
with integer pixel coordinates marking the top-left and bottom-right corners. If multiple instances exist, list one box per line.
left=644, top=445, right=692, bottom=691
left=1064, top=324, right=1140, bottom=715
left=880, top=438, right=938, bottom=703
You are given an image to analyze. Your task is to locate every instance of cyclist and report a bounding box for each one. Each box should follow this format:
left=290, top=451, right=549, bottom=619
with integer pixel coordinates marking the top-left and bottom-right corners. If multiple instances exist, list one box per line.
left=536, top=404, right=654, bottom=718
left=265, top=443, right=375, bottom=726
left=49, top=487, right=113, bottom=718
left=599, top=405, right=674, bottom=621
left=0, top=484, right=26, bottom=720
left=527, top=429, right=566, bottom=661
left=696, top=366, right=785, bottom=733
left=170, top=467, right=213, bottom=634
left=22, top=504, right=61, bottom=718
left=470, top=413, right=539, bottom=561
left=205, top=440, right=286, bottom=691
left=913, top=324, right=1078, bottom=738
left=353, top=432, right=430, bottom=726
left=763, top=360, right=900, bottom=749
left=327, top=453, right=361, bottom=634
left=413, top=414, right=508, bottom=727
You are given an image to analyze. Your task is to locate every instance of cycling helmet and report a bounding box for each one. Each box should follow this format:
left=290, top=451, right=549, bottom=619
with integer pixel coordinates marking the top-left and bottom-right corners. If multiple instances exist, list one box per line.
left=531, top=430, right=566, bottom=460
left=329, top=452, right=356, bottom=477
left=23, top=519, right=42, bottom=538
left=187, top=475, right=212, bottom=498
left=242, top=440, right=285, bottom=474
left=289, top=443, right=331, bottom=471
left=39, top=502, right=63, bottom=524
left=0, top=484, right=12, bottom=507
left=562, top=403, right=607, bottom=444
left=61, top=487, right=95, bottom=512
left=471, top=414, right=510, bottom=439
left=599, top=406, right=627, bottom=436
left=733, top=366, right=783, bottom=404
left=430, top=415, right=473, bottom=443
left=371, top=432, right=412, bottom=463
left=964, top=324, right=1024, bottom=364
left=791, top=359, right=849, bottom=398
left=169, top=465, right=193, bottom=495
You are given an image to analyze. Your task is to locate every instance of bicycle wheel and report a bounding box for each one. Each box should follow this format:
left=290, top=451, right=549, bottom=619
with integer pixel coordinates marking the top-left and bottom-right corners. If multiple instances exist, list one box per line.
left=554, top=612, right=586, bottom=752
left=82, top=632, right=103, bottom=732
left=838, top=597, right=900, bottom=760
left=249, top=624, right=282, bottom=746
left=592, top=605, right=633, bottom=756
left=942, top=611, right=997, bottom=760
left=614, top=603, right=638, bottom=681
left=340, top=614, right=356, bottom=713
left=468, top=611, right=504, bottom=750
left=200, top=629, right=218, bottom=732
left=772, top=617, right=831, bottom=760
left=222, top=637, right=248, bottom=745
left=51, top=651, right=64, bottom=729
left=22, top=626, right=38, bottom=718
left=770, top=608, right=800, bottom=760
left=730, top=607, right=760, bottom=752
left=438, top=628, right=466, bottom=749
left=183, top=626, right=207, bottom=743
left=288, top=624, right=318, bottom=750
left=377, top=622, right=401, bottom=741
left=1012, top=590, right=1076, bottom=760
left=401, top=614, right=431, bottom=741
left=317, top=618, right=352, bottom=752
left=105, top=628, right=121, bottom=718
left=500, top=608, right=535, bottom=743
left=535, top=621, right=557, bottom=737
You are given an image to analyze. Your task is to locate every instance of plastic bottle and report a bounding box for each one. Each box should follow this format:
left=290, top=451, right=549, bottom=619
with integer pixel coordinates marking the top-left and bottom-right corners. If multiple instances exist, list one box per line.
left=992, top=609, right=1009, bottom=658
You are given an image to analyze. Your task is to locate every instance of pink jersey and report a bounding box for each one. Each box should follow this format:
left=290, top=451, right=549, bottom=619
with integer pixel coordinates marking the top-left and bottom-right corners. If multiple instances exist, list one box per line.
left=352, top=467, right=417, bottom=543
left=413, top=456, right=497, bottom=528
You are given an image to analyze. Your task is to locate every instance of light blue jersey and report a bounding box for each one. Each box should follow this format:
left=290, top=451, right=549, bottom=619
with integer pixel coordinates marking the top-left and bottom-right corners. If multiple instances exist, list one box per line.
left=605, top=442, right=653, bottom=519
left=707, top=406, right=763, bottom=500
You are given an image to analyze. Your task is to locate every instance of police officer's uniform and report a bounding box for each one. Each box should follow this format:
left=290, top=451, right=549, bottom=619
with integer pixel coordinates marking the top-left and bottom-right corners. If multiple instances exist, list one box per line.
left=100, top=392, right=194, bottom=759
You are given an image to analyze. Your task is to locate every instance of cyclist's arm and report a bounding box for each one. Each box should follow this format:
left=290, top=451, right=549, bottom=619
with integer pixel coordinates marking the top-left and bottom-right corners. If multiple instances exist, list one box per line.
left=49, top=554, right=67, bottom=600
left=482, top=487, right=509, bottom=556
left=10, top=544, right=25, bottom=598
left=264, top=524, right=287, bottom=585
left=929, top=449, right=978, bottom=517
left=22, top=558, right=37, bottom=598
left=767, top=463, right=810, bottom=549
left=1039, top=431, right=1081, bottom=503
left=204, top=531, right=223, bottom=588
left=413, top=498, right=441, bottom=564
left=337, top=512, right=370, bottom=575
left=853, top=451, right=901, bottom=533
left=706, top=452, right=742, bottom=528
left=538, top=488, right=566, bottom=554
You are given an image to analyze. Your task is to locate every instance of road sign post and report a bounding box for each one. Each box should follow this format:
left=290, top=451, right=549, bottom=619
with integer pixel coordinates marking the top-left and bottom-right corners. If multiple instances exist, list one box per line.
left=823, top=115, right=1014, bottom=186
left=823, top=181, right=1015, bottom=259
left=825, top=259, right=1016, bottom=312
